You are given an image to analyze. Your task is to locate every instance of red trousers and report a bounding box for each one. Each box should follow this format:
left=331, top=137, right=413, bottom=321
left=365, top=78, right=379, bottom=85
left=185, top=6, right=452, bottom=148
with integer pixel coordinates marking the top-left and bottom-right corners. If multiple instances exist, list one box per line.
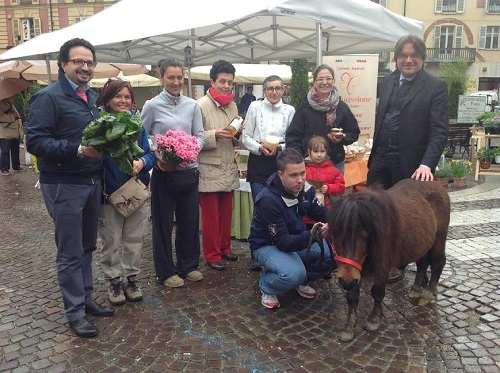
left=199, top=191, right=233, bottom=263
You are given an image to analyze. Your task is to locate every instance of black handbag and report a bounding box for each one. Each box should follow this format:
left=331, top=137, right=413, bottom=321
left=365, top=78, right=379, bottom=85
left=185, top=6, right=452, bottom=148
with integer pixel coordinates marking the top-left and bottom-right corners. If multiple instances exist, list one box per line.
left=164, top=168, right=199, bottom=193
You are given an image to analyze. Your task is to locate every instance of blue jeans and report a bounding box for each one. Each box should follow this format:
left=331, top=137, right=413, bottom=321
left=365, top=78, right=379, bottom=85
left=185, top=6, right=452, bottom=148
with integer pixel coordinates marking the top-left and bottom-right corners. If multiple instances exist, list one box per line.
left=253, top=240, right=332, bottom=295
left=250, top=182, right=266, bottom=202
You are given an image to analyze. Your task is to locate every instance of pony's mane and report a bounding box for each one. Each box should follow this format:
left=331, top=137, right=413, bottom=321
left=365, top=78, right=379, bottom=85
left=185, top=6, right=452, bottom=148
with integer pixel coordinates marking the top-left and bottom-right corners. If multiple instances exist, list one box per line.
left=329, top=189, right=400, bottom=279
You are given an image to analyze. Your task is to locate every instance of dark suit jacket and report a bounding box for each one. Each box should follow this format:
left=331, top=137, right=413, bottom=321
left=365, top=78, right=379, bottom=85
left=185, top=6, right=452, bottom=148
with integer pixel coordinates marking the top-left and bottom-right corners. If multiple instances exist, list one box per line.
left=369, top=69, right=449, bottom=177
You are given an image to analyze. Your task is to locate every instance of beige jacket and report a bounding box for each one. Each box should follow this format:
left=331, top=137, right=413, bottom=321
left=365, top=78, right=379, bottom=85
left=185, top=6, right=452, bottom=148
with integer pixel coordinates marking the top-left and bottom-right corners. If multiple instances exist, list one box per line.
left=197, top=91, right=240, bottom=193
left=0, top=100, right=23, bottom=140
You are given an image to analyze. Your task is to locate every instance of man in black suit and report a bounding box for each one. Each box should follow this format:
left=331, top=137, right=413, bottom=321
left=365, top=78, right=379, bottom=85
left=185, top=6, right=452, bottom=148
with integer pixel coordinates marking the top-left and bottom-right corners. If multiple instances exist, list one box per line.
left=367, top=34, right=449, bottom=282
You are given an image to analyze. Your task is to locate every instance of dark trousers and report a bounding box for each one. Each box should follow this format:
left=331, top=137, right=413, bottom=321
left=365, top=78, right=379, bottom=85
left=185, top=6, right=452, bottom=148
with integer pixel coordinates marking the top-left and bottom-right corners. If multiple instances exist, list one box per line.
left=41, top=182, right=101, bottom=322
left=0, top=138, right=21, bottom=172
left=151, top=168, right=200, bottom=281
left=367, top=152, right=403, bottom=189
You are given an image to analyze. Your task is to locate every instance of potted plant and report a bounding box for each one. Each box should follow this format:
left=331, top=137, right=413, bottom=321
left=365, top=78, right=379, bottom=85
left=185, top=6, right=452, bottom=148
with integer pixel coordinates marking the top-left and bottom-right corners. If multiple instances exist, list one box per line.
left=493, top=147, right=500, bottom=164
left=434, top=162, right=452, bottom=187
left=450, top=159, right=472, bottom=188
left=481, top=113, right=500, bottom=135
left=477, top=147, right=495, bottom=169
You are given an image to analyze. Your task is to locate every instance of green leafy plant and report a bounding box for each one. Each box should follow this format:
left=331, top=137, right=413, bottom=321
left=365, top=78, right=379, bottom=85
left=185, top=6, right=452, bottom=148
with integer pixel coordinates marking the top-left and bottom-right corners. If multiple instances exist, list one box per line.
left=434, top=162, right=453, bottom=178
left=450, top=159, right=472, bottom=178
left=477, top=147, right=495, bottom=162
left=440, top=59, right=468, bottom=119
left=81, top=111, right=144, bottom=174
left=492, top=147, right=500, bottom=157
left=13, top=82, right=42, bottom=123
left=289, top=58, right=310, bottom=109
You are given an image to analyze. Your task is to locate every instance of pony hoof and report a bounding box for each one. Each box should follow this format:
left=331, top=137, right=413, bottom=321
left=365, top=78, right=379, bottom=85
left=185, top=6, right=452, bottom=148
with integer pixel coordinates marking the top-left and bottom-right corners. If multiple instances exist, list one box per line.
left=408, top=289, right=422, bottom=299
left=339, top=330, right=354, bottom=342
left=364, top=321, right=380, bottom=332
left=417, top=290, right=436, bottom=307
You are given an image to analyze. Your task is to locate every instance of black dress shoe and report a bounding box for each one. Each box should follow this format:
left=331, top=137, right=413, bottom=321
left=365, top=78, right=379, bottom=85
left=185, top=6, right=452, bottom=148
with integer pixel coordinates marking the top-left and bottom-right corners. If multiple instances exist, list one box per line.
left=208, top=261, right=225, bottom=270
left=85, top=300, right=115, bottom=316
left=387, top=267, right=404, bottom=283
left=222, top=253, right=238, bottom=261
left=249, top=258, right=262, bottom=271
left=68, top=317, right=98, bottom=338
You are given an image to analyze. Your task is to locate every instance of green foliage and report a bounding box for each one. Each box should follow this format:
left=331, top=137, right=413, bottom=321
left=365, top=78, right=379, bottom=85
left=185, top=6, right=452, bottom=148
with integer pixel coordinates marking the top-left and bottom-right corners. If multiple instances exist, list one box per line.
left=81, top=111, right=144, bottom=174
left=440, top=59, right=468, bottom=119
left=289, top=58, right=310, bottom=109
left=434, top=161, right=452, bottom=178
left=477, top=147, right=495, bottom=162
left=450, top=159, right=472, bottom=178
left=13, top=82, right=42, bottom=123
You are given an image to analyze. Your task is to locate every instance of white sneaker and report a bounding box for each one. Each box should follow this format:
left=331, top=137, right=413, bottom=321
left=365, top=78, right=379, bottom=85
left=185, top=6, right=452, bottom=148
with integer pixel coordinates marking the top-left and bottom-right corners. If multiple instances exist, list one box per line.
left=297, top=284, right=317, bottom=299
left=261, top=291, right=280, bottom=309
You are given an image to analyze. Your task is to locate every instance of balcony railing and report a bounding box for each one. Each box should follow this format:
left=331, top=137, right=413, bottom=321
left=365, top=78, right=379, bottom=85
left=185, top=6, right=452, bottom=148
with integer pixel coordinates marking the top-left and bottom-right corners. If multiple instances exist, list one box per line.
left=487, top=4, right=500, bottom=13
left=426, top=48, right=476, bottom=63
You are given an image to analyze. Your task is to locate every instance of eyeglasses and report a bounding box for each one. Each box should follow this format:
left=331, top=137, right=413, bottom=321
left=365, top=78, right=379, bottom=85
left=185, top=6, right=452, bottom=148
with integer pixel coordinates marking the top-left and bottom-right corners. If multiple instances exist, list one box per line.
left=315, top=77, right=333, bottom=83
left=69, top=59, right=97, bottom=69
left=397, top=53, right=421, bottom=60
left=265, top=86, right=283, bottom=92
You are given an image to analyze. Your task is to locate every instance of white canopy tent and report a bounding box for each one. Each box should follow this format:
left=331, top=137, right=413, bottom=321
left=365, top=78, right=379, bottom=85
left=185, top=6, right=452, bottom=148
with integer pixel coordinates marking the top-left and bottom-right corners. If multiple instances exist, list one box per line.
left=0, top=0, right=423, bottom=67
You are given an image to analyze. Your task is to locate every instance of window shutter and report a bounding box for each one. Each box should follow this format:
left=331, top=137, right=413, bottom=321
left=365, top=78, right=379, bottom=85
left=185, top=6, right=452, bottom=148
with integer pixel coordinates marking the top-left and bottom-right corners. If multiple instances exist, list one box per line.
left=434, top=26, right=442, bottom=48
left=478, top=26, right=486, bottom=49
left=33, top=18, right=41, bottom=36
left=12, top=19, right=21, bottom=46
left=457, top=0, right=465, bottom=12
left=454, top=25, right=463, bottom=48
left=435, top=0, right=443, bottom=13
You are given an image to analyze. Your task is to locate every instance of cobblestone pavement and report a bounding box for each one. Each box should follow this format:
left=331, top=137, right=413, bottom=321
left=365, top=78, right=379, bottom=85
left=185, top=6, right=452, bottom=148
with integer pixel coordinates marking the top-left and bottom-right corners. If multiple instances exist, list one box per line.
left=1, top=162, right=500, bottom=372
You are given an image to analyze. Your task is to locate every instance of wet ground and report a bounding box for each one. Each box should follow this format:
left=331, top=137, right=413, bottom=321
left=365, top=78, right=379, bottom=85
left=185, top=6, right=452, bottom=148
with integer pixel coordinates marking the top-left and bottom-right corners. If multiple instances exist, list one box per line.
left=1, top=156, right=500, bottom=372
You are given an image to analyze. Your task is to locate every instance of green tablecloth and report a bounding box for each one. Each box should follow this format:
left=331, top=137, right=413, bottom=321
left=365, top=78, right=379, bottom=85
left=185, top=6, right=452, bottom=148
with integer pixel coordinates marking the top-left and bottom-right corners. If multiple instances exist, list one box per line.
left=230, top=189, right=253, bottom=240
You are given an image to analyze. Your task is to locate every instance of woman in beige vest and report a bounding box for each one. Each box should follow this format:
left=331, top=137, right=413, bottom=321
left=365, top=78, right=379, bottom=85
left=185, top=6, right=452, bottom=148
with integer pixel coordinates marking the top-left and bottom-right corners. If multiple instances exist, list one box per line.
left=0, top=97, right=24, bottom=176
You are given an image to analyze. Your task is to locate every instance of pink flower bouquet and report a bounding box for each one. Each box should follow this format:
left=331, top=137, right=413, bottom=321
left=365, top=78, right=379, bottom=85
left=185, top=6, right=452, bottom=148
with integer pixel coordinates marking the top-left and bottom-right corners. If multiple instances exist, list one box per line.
left=156, top=130, right=200, bottom=168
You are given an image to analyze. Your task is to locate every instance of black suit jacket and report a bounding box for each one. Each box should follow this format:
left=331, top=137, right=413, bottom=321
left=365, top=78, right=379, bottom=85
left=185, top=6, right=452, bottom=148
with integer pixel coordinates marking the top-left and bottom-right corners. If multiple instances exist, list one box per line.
left=369, top=69, right=449, bottom=177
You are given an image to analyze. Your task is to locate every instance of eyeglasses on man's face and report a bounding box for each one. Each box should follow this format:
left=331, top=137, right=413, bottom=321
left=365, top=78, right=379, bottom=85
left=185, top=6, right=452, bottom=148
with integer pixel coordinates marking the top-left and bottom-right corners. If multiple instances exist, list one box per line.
left=315, top=77, right=333, bottom=83
left=265, top=86, right=283, bottom=92
left=396, top=53, right=421, bottom=60
left=69, top=59, right=97, bottom=69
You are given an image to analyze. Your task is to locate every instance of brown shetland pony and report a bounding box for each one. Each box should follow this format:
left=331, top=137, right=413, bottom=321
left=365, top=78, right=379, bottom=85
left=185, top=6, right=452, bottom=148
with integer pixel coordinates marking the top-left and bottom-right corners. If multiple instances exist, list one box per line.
left=327, top=179, right=450, bottom=342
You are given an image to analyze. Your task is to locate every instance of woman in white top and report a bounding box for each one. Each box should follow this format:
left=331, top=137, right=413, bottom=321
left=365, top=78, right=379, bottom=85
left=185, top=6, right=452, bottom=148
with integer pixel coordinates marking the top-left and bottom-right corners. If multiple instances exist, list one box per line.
left=242, top=75, right=295, bottom=201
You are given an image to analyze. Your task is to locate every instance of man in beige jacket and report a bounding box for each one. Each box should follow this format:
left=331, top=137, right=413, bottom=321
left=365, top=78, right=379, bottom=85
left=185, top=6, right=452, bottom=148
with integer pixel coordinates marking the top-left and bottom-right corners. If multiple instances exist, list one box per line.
left=0, top=97, right=24, bottom=176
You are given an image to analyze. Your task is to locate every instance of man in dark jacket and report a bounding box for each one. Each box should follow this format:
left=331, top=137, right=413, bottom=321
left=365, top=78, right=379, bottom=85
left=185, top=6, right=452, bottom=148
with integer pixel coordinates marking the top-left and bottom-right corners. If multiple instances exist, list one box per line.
left=238, top=86, right=256, bottom=116
left=249, top=149, right=333, bottom=309
left=26, top=38, right=114, bottom=338
left=367, top=34, right=449, bottom=282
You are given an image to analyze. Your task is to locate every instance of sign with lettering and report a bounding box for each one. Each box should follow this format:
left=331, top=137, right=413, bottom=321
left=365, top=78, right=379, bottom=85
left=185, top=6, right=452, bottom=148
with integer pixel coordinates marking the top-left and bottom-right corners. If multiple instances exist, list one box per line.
left=323, top=55, right=378, bottom=137
left=457, top=95, right=486, bottom=123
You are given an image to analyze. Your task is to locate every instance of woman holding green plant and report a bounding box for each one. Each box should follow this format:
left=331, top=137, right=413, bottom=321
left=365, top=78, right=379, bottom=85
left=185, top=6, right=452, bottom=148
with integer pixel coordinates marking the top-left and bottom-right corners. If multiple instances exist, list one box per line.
left=96, top=78, right=155, bottom=306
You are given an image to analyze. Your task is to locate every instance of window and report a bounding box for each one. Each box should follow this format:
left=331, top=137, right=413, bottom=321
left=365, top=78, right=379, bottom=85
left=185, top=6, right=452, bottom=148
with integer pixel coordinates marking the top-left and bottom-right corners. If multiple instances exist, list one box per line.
left=479, top=26, right=500, bottom=49
left=487, top=0, right=500, bottom=13
left=12, top=18, right=41, bottom=45
left=434, top=25, right=463, bottom=49
left=74, top=0, right=88, bottom=2
left=435, top=0, right=465, bottom=13
left=20, top=0, right=32, bottom=4
left=370, top=0, right=387, bottom=6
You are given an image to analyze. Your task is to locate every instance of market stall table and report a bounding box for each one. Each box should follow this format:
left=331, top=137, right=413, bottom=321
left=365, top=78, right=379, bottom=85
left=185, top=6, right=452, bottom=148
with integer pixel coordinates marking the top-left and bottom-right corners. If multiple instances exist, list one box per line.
left=231, top=179, right=253, bottom=240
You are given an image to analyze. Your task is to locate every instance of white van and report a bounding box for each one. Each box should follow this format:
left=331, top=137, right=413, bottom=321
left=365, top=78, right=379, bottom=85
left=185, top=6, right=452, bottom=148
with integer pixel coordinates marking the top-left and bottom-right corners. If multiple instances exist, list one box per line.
left=470, top=91, right=499, bottom=112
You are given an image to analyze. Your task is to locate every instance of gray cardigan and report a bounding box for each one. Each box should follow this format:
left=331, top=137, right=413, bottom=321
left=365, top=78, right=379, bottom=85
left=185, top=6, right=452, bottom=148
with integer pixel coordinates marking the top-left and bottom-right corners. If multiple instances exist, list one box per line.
left=141, top=90, right=205, bottom=168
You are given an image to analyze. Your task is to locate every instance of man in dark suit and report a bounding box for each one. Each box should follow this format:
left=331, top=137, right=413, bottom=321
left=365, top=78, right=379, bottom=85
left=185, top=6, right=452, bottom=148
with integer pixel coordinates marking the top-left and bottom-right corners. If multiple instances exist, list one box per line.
left=367, top=34, right=449, bottom=282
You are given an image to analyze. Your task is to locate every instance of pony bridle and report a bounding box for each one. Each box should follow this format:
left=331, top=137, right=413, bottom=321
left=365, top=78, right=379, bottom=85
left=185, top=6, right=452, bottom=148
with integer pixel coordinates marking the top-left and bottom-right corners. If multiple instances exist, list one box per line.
left=332, top=244, right=366, bottom=272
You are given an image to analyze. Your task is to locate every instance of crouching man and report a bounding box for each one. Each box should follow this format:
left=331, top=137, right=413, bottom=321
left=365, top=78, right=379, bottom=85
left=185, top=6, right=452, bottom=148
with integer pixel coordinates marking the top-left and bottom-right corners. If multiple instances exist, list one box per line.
left=249, top=148, right=333, bottom=309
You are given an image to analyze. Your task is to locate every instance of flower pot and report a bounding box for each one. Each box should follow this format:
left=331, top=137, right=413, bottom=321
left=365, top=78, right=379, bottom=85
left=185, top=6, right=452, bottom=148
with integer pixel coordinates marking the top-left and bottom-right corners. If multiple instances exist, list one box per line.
left=453, top=177, right=467, bottom=188
left=435, top=177, right=449, bottom=187
left=479, top=161, right=492, bottom=170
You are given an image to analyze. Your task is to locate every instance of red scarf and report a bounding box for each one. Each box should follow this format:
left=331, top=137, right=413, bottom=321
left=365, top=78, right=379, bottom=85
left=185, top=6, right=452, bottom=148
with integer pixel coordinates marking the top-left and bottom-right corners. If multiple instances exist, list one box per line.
left=209, top=87, right=234, bottom=107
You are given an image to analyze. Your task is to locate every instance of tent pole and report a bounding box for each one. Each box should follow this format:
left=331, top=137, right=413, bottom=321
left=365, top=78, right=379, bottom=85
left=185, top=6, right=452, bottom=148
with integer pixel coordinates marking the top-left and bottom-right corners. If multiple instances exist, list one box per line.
left=316, top=22, right=322, bottom=67
left=188, top=66, right=192, bottom=98
left=45, top=55, right=52, bottom=84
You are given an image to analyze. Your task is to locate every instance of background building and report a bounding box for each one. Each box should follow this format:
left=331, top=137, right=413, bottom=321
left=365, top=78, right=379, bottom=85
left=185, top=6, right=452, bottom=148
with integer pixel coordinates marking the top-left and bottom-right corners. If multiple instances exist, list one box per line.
left=0, top=0, right=117, bottom=50
left=372, top=0, right=500, bottom=93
